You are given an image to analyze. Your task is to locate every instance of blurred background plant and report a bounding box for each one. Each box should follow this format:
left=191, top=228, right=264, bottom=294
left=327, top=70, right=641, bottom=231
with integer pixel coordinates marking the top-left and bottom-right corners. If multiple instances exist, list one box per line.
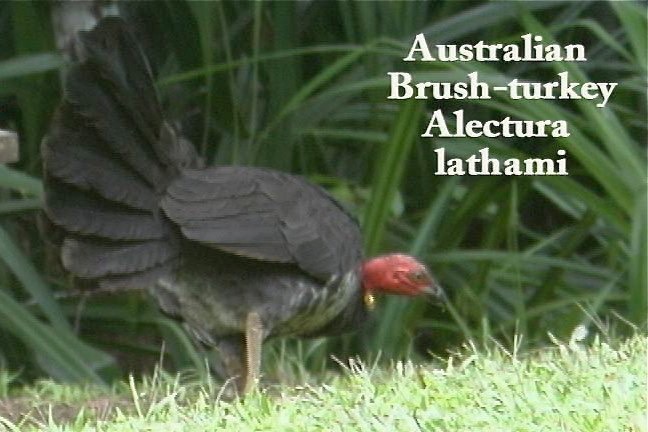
left=0, top=0, right=645, bottom=385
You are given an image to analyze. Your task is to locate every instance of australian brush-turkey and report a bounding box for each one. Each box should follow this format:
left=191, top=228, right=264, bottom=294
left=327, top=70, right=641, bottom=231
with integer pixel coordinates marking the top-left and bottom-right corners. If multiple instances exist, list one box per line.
left=42, top=17, right=445, bottom=393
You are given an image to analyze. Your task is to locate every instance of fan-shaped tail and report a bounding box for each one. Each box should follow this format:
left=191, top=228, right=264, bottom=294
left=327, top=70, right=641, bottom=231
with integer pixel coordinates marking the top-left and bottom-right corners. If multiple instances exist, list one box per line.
left=42, top=17, right=198, bottom=289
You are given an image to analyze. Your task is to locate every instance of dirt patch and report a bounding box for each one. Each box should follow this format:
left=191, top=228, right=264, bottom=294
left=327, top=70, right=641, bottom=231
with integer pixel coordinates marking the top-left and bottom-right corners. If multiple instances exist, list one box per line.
left=0, top=395, right=134, bottom=427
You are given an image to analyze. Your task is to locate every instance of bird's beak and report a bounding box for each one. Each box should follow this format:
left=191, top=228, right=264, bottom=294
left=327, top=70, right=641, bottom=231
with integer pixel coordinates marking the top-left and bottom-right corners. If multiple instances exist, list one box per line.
left=421, top=281, right=447, bottom=305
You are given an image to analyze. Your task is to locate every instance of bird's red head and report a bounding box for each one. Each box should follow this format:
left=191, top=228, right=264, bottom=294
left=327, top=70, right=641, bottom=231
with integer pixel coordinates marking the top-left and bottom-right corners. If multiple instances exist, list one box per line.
left=361, top=254, right=445, bottom=300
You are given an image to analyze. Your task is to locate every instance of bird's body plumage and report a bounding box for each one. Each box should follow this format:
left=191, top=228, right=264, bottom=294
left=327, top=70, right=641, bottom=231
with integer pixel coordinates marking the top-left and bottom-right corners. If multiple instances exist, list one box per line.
left=154, top=246, right=366, bottom=342
left=43, top=18, right=369, bottom=384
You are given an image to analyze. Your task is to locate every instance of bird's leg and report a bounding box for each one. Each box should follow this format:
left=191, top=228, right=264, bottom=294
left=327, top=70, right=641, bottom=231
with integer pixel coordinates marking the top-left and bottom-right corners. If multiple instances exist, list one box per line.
left=244, top=311, right=263, bottom=394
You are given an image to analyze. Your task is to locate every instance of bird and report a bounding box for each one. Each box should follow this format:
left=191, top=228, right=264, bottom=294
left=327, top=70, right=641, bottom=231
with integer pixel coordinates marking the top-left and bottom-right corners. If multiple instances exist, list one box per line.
left=41, top=17, right=446, bottom=394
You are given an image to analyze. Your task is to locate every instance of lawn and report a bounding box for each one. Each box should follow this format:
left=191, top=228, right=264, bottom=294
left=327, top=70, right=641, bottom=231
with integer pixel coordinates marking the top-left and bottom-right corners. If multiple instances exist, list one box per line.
left=0, top=333, right=645, bottom=431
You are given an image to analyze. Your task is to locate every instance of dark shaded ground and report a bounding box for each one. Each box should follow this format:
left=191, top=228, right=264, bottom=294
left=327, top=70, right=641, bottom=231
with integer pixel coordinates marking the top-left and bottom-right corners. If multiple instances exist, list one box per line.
left=0, top=395, right=132, bottom=427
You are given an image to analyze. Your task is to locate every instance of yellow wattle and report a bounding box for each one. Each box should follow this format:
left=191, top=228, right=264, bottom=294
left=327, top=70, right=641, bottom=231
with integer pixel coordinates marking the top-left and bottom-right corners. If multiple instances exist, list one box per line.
left=364, top=292, right=376, bottom=310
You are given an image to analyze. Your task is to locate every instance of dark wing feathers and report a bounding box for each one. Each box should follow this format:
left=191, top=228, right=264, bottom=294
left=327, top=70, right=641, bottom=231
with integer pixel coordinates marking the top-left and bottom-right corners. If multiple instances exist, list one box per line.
left=162, top=167, right=363, bottom=281
left=217, top=243, right=294, bottom=263
left=97, top=261, right=179, bottom=291
left=284, top=226, right=337, bottom=279
left=61, top=237, right=177, bottom=278
left=45, top=181, right=165, bottom=240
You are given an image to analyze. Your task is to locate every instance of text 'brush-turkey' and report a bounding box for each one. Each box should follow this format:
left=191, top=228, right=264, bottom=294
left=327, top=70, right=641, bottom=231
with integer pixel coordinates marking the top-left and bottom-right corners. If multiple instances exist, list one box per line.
left=42, top=17, right=446, bottom=394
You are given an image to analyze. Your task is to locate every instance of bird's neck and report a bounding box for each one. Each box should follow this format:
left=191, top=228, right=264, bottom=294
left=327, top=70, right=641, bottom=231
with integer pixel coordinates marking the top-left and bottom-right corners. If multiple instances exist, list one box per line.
left=361, top=256, right=383, bottom=294
left=361, top=256, right=397, bottom=310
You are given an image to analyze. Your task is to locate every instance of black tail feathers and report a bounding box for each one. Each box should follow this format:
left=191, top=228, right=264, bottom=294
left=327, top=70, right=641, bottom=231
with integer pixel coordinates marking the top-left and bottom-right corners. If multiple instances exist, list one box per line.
left=42, top=17, right=198, bottom=290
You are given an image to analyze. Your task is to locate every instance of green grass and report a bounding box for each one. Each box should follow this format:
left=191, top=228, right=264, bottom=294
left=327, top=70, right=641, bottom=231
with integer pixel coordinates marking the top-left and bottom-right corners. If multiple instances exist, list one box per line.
left=1, top=333, right=645, bottom=431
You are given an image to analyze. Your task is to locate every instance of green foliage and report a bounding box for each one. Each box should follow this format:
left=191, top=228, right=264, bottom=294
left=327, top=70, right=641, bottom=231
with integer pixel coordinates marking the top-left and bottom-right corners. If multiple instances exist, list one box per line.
left=0, top=1, right=645, bottom=384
